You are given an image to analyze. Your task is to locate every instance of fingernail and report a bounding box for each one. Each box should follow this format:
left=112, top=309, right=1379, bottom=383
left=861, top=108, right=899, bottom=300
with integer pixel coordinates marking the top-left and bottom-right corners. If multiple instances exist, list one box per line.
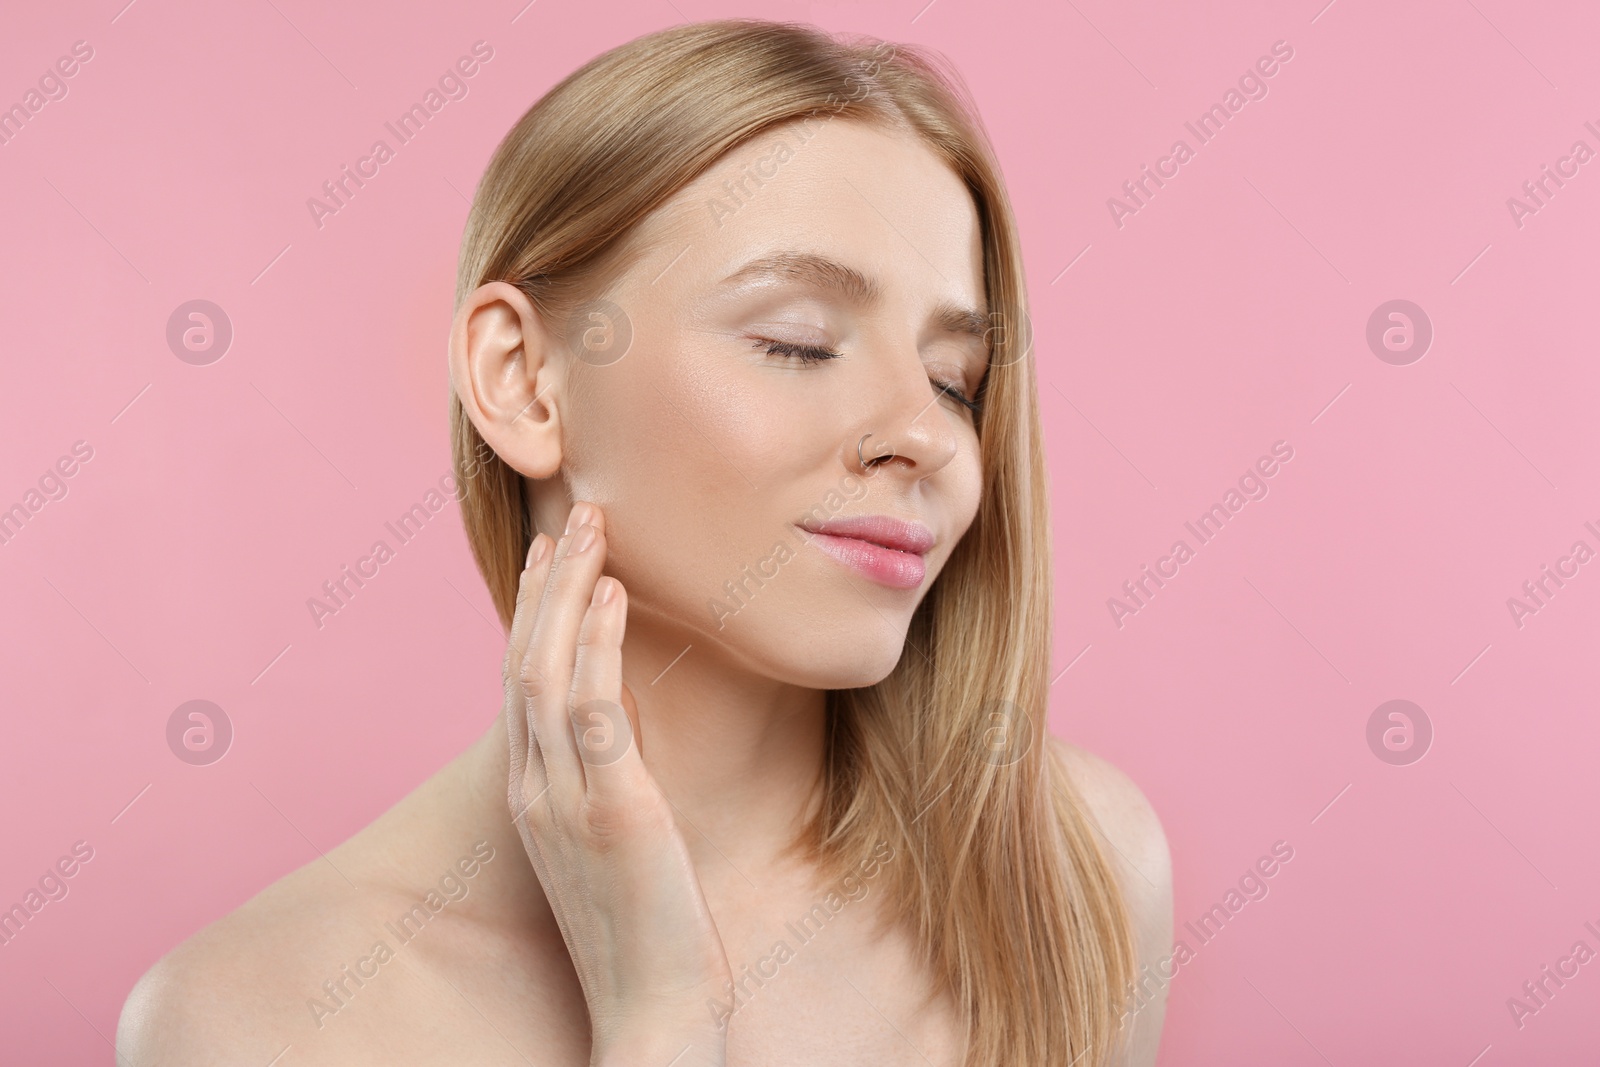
left=571, top=523, right=597, bottom=553
left=564, top=503, right=590, bottom=536
left=529, top=534, right=548, bottom=565
left=594, top=577, right=615, bottom=605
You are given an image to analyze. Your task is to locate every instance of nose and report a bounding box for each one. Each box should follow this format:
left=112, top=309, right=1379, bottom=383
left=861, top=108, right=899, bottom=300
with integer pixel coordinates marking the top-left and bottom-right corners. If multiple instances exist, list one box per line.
left=845, top=343, right=963, bottom=478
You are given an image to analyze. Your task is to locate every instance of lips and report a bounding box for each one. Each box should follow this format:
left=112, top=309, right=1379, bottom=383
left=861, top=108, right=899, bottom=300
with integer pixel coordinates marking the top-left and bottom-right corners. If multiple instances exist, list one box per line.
left=796, top=515, right=934, bottom=590
left=798, top=515, right=935, bottom=555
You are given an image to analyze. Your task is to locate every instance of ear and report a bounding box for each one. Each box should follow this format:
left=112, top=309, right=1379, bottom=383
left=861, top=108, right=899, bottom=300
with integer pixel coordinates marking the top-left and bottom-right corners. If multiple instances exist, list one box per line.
left=449, top=281, right=564, bottom=479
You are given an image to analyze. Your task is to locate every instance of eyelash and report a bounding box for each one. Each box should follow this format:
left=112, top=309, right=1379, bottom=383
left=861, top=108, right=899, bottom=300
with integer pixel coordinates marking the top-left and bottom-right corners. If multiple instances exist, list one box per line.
left=753, top=338, right=984, bottom=417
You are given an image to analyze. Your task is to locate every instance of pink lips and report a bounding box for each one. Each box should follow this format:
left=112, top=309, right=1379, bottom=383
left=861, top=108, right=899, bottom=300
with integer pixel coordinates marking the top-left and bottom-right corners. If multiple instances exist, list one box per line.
left=797, top=515, right=934, bottom=590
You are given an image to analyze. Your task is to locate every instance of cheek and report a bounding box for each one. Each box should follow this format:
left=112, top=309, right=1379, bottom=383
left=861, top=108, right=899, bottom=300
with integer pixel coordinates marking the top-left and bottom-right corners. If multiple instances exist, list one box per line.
left=949, top=445, right=984, bottom=528
left=559, top=349, right=830, bottom=608
left=569, top=346, right=823, bottom=500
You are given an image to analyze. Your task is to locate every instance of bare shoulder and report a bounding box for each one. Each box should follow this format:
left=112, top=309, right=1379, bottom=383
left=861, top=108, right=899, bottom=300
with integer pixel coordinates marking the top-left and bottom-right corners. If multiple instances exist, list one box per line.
left=116, top=757, right=554, bottom=1067
left=116, top=856, right=378, bottom=1066
left=1045, top=733, right=1171, bottom=898
left=1046, top=734, right=1173, bottom=1065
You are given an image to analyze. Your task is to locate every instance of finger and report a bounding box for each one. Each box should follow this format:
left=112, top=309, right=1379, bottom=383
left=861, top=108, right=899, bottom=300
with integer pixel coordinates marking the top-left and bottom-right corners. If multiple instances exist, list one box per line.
left=505, top=532, right=555, bottom=683
left=504, top=532, right=556, bottom=763
left=522, top=503, right=610, bottom=803
left=620, top=681, right=643, bottom=761
left=569, top=575, right=646, bottom=803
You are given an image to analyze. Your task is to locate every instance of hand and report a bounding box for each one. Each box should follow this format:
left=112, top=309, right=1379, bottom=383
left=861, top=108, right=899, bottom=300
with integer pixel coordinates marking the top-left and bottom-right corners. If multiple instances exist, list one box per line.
left=502, top=501, right=733, bottom=1067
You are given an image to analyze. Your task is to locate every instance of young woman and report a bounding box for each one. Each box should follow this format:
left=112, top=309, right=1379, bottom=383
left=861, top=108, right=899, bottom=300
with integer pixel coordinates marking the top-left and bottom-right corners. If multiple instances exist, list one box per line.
left=118, top=19, right=1171, bottom=1066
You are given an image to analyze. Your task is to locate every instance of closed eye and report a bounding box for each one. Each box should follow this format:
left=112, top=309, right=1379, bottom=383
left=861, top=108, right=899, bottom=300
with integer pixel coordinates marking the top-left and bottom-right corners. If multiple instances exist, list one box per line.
left=934, top=378, right=983, bottom=417
left=753, top=337, right=983, bottom=418
left=754, top=338, right=841, bottom=364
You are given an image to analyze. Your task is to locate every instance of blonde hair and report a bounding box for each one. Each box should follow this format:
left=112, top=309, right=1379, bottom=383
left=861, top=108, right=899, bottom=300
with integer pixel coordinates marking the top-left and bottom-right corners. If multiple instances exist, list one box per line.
left=449, top=19, right=1136, bottom=1065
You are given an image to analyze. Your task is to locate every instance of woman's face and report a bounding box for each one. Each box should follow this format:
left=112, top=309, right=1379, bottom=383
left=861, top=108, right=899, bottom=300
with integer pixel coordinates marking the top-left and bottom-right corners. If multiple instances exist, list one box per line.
left=506, top=118, right=988, bottom=689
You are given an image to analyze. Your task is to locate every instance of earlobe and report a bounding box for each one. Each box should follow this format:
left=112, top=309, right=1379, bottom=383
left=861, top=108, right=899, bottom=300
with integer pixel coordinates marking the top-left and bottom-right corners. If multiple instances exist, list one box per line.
left=450, top=281, right=564, bottom=479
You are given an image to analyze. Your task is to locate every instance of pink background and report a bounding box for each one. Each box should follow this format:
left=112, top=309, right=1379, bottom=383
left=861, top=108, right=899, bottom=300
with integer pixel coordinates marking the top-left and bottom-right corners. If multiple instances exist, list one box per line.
left=2, top=0, right=1597, bottom=1063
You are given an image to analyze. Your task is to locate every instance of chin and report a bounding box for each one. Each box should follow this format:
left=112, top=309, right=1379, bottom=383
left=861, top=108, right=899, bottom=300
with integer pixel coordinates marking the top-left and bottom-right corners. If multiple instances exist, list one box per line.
left=684, top=545, right=933, bottom=689
left=736, top=620, right=912, bottom=691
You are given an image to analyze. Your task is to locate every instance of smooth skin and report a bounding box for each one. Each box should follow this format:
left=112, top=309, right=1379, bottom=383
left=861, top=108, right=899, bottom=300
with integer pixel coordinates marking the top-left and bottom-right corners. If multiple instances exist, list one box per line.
left=117, top=117, right=1171, bottom=1065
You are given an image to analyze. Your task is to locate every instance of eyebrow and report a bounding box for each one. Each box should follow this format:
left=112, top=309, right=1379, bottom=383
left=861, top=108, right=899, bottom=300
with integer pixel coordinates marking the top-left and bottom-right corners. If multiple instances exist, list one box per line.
left=719, top=250, right=991, bottom=343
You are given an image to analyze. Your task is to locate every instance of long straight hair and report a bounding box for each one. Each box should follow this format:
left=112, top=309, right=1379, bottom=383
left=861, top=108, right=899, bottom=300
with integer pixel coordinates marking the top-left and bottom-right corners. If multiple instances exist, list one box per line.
left=449, top=19, right=1136, bottom=1065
